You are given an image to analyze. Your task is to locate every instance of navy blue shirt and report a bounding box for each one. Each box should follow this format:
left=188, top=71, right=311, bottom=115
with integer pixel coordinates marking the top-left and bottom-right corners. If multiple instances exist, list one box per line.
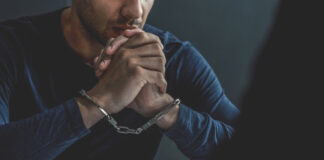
left=0, top=8, right=239, bottom=160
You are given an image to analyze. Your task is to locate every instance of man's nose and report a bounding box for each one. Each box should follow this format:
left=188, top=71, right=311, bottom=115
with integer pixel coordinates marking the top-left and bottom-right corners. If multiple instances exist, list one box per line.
left=121, top=0, right=143, bottom=21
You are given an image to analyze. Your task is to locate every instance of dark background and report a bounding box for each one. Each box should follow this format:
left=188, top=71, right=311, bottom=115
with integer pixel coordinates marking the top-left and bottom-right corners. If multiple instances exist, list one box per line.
left=0, top=0, right=280, bottom=159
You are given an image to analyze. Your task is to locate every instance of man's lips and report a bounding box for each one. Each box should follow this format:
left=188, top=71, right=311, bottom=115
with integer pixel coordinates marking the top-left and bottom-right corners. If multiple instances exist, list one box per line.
left=114, top=25, right=137, bottom=30
left=112, top=25, right=138, bottom=37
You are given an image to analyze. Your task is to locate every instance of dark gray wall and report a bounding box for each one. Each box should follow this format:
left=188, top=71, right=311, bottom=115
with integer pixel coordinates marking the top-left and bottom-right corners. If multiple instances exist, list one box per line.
left=0, top=0, right=67, bottom=21
left=147, top=0, right=280, bottom=105
left=148, top=1, right=279, bottom=159
left=0, top=0, right=279, bottom=160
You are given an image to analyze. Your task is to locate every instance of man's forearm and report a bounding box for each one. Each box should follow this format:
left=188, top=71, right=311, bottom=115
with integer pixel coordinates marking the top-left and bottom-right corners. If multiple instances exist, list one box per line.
left=164, top=103, right=236, bottom=159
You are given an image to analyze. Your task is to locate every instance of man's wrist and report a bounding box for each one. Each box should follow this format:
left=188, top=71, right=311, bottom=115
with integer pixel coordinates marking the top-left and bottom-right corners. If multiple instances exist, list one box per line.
left=76, top=96, right=104, bottom=129
left=87, top=88, right=115, bottom=114
left=156, top=104, right=180, bottom=130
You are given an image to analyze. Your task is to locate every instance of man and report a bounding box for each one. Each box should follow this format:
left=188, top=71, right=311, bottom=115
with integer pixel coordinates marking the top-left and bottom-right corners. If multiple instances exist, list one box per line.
left=0, top=0, right=239, bottom=159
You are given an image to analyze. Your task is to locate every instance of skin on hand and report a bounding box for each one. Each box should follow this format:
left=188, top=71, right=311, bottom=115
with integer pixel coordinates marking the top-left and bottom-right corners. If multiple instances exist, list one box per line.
left=94, top=29, right=143, bottom=77
left=94, top=31, right=166, bottom=105
left=93, top=31, right=179, bottom=129
left=95, top=29, right=164, bottom=77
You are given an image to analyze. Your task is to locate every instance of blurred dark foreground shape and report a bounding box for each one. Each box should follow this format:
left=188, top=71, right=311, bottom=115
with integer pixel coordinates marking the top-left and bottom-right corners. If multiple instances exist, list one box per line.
left=213, top=1, right=323, bottom=159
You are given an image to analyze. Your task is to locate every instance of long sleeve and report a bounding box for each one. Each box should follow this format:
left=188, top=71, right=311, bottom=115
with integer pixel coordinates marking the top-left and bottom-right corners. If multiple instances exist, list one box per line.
left=164, top=42, right=240, bottom=159
left=0, top=28, right=90, bottom=159
left=0, top=99, right=90, bottom=160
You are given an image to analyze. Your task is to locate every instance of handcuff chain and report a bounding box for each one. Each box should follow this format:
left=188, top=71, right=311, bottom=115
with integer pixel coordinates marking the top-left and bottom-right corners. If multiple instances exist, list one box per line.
left=79, top=89, right=180, bottom=135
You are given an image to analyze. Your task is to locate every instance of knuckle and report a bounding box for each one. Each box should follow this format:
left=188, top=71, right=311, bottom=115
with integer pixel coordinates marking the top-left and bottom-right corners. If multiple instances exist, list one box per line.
left=133, top=66, right=142, bottom=75
left=163, top=78, right=168, bottom=86
left=119, top=49, right=129, bottom=60
left=157, top=50, right=166, bottom=63
left=159, top=54, right=166, bottom=64
left=153, top=44, right=164, bottom=56
left=162, top=57, right=167, bottom=65
left=127, top=58, right=137, bottom=67
left=158, top=57, right=166, bottom=66
left=161, top=78, right=168, bottom=88
left=151, top=43, right=161, bottom=50
left=153, top=35, right=161, bottom=43
left=158, top=72, right=165, bottom=80
left=148, top=33, right=160, bottom=42
left=136, top=32, right=147, bottom=39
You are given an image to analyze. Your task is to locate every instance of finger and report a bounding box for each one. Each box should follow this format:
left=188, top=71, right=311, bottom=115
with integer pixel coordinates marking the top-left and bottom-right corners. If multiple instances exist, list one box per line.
left=94, top=53, right=111, bottom=69
left=95, top=69, right=103, bottom=78
left=132, top=57, right=166, bottom=75
left=123, top=28, right=143, bottom=38
left=93, top=37, right=115, bottom=70
left=94, top=48, right=109, bottom=70
left=94, top=58, right=111, bottom=77
left=93, top=56, right=99, bottom=66
left=105, top=29, right=143, bottom=55
left=119, top=43, right=165, bottom=60
left=107, top=35, right=129, bottom=54
left=95, top=28, right=142, bottom=65
left=124, top=32, right=164, bottom=50
left=99, top=59, right=111, bottom=70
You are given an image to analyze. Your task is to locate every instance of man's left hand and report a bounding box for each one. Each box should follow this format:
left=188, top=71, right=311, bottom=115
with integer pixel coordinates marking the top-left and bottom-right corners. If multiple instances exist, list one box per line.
left=94, top=31, right=179, bottom=130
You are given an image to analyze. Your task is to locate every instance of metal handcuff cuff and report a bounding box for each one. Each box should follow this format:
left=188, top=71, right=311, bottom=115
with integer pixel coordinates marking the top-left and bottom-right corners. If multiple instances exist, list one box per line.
left=79, top=90, right=180, bottom=135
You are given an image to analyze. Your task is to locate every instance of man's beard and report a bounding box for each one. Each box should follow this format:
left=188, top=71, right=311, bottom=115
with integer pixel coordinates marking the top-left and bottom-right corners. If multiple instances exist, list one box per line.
left=75, top=1, right=144, bottom=45
left=79, top=14, right=109, bottom=46
left=78, top=14, right=142, bottom=46
left=76, top=1, right=111, bottom=45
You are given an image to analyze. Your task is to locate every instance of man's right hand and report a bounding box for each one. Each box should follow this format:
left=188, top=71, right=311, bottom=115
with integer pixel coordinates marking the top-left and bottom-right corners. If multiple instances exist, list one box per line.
left=87, top=31, right=167, bottom=115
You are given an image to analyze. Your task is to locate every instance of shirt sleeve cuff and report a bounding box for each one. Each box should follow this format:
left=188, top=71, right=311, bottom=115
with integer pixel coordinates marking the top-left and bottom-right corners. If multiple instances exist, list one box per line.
left=164, top=103, right=192, bottom=140
left=63, top=98, right=91, bottom=136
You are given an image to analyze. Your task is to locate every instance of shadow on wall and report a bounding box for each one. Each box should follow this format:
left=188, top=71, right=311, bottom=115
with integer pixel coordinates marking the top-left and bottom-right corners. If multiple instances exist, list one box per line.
left=148, top=0, right=280, bottom=160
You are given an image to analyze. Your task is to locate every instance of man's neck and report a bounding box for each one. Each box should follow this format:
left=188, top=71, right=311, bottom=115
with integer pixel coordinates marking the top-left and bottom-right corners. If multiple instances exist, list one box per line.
left=61, top=7, right=103, bottom=64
